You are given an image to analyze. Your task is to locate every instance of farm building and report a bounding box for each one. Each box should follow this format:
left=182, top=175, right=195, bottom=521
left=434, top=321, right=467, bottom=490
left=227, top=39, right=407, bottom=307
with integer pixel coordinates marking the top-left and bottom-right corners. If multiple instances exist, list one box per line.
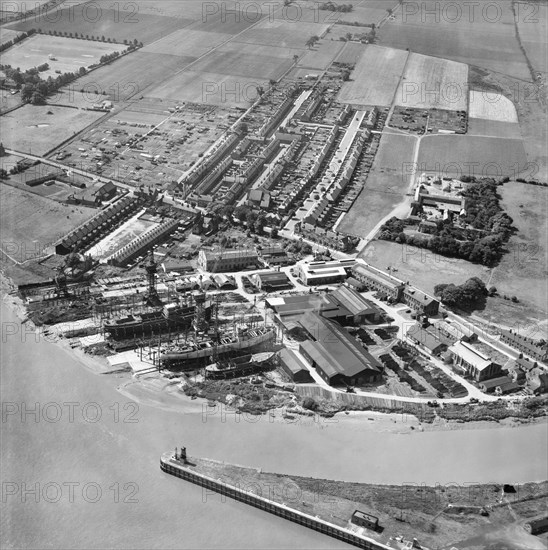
left=448, top=341, right=502, bottom=382
left=198, top=249, right=258, bottom=272
left=277, top=348, right=313, bottom=383
left=298, top=311, right=383, bottom=387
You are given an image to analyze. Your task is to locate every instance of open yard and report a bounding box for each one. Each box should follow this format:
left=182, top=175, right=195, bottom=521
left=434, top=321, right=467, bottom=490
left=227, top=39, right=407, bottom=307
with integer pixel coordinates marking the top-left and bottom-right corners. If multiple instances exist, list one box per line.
left=378, top=0, right=530, bottom=80
left=417, top=134, right=529, bottom=178
left=0, top=34, right=127, bottom=79
left=338, top=132, right=416, bottom=238
left=337, top=44, right=408, bottom=107
left=0, top=104, right=105, bottom=155
left=0, top=184, right=95, bottom=263
left=8, top=4, right=192, bottom=45
left=469, top=91, right=519, bottom=122
left=395, top=52, right=468, bottom=111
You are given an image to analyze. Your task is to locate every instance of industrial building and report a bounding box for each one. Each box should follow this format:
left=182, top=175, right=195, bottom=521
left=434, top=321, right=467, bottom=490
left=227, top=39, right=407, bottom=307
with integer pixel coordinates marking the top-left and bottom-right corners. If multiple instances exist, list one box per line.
left=298, top=311, right=383, bottom=387
left=296, top=259, right=355, bottom=286
left=251, top=271, right=291, bottom=291
left=198, top=249, right=258, bottom=272
left=448, top=341, right=502, bottom=381
left=351, top=263, right=404, bottom=302
left=406, top=323, right=447, bottom=355
left=277, top=348, right=313, bottom=383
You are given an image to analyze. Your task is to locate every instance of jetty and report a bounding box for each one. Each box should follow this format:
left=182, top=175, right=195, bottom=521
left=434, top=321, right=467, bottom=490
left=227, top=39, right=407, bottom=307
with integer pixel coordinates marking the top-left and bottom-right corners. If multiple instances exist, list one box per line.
left=161, top=449, right=396, bottom=550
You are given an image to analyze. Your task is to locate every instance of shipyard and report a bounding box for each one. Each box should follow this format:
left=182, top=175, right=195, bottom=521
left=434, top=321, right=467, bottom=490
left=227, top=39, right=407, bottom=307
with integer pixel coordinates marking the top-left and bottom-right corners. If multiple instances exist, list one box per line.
left=1, top=1, right=547, bottom=549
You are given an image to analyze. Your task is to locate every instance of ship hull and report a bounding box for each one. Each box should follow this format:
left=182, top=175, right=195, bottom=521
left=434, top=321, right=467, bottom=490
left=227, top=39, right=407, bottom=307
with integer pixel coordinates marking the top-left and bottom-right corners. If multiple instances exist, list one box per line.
left=161, top=329, right=275, bottom=366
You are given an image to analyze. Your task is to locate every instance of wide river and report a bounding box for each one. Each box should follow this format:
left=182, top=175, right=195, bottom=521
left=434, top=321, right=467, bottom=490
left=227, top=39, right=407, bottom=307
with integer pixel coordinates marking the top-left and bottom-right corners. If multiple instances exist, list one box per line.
left=1, top=301, right=547, bottom=549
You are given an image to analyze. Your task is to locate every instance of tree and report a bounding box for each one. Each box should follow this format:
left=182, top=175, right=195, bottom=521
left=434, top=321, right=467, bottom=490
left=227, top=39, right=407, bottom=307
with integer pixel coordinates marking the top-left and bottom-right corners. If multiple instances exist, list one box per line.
left=305, top=35, right=319, bottom=49
left=271, top=227, right=279, bottom=239
left=31, top=91, right=46, bottom=104
left=293, top=54, right=299, bottom=64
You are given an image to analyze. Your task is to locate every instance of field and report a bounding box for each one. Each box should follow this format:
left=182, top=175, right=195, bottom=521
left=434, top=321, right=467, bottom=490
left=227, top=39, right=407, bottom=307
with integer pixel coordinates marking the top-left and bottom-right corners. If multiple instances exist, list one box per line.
left=0, top=89, right=22, bottom=112
left=333, top=41, right=367, bottom=65
left=146, top=70, right=266, bottom=107
left=337, top=44, right=408, bottom=107
left=7, top=5, right=192, bottom=45
left=395, top=52, right=468, bottom=111
left=417, top=135, right=529, bottom=178
left=0, top=27, right=19, bottom=45
left=336, top=0, right=400, bottom=26
left=189, top=47, right=293, bottom=80
left=297, top=40, right=343, bottom=70
left=360, top=240, right=489, bottom=296
left=470, top=66, right=548, bottom=182
left=468, top=91, right=518, bottom=122
left=234, top=18, right=330, bottom=49
left=142, top=29, right=233, bottom=58
left=378, top=0, right=530, bottom=80
left=467, top=118, right=523, bottom=139
left=338, top=132, right=416, bottom=238
left=487, top=181, right=548, bottom=314
left=0, top=184, right=95, bottom=262
left=0, top=35, right=127, bottom=79
left=517, top=2, right=548, bottom=74
left=0, top=104, right=105, bottom=155
left=69, top=51, right=195, bottom=103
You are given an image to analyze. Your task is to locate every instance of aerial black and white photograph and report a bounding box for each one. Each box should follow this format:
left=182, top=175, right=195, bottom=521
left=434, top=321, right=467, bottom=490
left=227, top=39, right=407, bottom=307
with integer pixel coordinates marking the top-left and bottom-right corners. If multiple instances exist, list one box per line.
left=1, top=0, right=547, bottom=549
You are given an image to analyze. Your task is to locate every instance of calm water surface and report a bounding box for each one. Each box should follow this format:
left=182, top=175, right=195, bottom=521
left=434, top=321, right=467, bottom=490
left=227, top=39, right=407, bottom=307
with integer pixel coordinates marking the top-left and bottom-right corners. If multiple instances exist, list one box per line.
left=1, top=302, right=547, bottom=549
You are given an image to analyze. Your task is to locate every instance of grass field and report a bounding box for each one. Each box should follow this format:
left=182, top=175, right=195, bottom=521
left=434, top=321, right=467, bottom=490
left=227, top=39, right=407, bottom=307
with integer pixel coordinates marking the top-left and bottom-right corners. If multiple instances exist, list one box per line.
left=70, top=51, right=195, bottom=102
left=0, top=28, right=19, bottom=46
left=0, top=184, right=95, bottom=262
left=360, top=240, right=489, bottom=295
left=487, top=182, right=548, bottom=313
left=0, top=35, right=127, bottom=79
left=417, top=135, right=529, bottom=178
left=8, top=4, right=192, bottom=44
left=469, top=91, right=518, bottom=122
left=338, top=132, right=416, bottom=238
left=234, top=18, right=330, bottom=49
left=395, top=52, right=468, bottom=111
left=0, top=89, right=22, bottom=112
left=142, top=29, right=233, bottom=58
left=517, top=2, right=548, bottom=74
left=337, top=44, right=408, bottom=107
left=337, top=0, right=399, bottom=26
left=378, top=0, right=530, bottom=80
left=467, top=118, right=523, bottom=139
left=147, top=70, right=265, bottom=107
left=0, top=104, right=105, bottom=155
left=298, top=40, right=343, bottom=70
left=189, top=48, right=293, bottom=80
left=333, top=41, right=367, bottom=65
